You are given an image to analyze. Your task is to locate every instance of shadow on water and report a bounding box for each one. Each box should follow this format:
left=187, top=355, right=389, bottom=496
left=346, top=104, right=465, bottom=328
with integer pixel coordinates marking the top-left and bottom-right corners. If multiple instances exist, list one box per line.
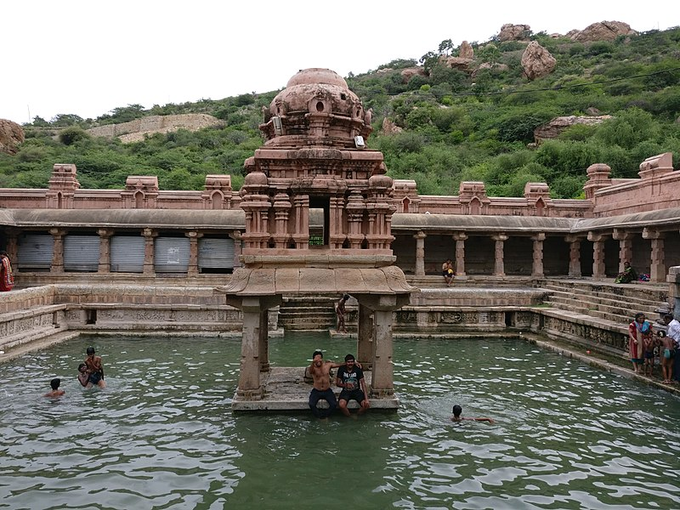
left=0, top=333, right=679, bottom=509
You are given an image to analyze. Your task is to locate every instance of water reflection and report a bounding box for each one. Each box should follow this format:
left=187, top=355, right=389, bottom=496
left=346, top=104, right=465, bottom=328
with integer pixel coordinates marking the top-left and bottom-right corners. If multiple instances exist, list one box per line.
left=0, top=335, right=678, bottom=509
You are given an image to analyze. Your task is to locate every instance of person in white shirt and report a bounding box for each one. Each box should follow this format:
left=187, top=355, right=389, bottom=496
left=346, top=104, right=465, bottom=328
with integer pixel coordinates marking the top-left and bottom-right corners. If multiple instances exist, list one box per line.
left=663, top=314, right=680, bottom=382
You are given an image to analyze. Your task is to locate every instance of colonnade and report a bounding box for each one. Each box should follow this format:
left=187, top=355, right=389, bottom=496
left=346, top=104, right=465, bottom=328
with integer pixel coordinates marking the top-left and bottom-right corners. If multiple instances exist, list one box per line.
left=3, top=228, right=242, bottom=276
left=411, top=228, right=676, bottom=282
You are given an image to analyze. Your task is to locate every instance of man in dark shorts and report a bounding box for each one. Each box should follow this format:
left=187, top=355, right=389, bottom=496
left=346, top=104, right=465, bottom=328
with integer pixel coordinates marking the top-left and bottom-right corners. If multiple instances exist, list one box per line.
left=307, top=350, right=344, bottom=418
left=84, top=346, right=106, bottom=388
left=336, top=354, right=370, bottom=416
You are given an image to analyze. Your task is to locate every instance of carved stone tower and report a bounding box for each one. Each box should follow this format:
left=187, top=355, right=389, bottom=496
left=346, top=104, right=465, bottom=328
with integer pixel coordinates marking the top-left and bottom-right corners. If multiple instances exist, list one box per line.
left=222, top=69, right=414, bottom=410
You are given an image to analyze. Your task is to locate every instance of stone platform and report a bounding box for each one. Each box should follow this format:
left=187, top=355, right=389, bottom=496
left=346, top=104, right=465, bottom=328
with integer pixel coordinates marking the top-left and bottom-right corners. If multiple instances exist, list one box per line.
left=230, top=366, right=399, bottom=412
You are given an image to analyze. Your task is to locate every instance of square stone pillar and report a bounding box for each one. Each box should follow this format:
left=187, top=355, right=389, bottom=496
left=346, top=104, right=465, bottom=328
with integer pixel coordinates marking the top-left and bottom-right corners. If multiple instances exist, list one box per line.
left=531, top=233, right=545, bottom=278
left=49, top=228, right=66, bottom=273
left=357, top=304, right=374, bottom=369
left=565, top=235, right=583, bottom=278
left=491, top=233, right=508, bottom=277
left=453, top=232, right=467, bottom=277
left=239, top=302, right=265, bottom=400
left=588, top=232, right=607, bottom=280
left=258, top=308, right=270, bottom=372
left=613, top=229, right=634, bottom=273
left=413, top=231, right=426, bottom=276
left=229, top=230, right=242, bottom=269
left=372, top=309, right=394, bottom=397
left=142, top=228, right=157, bottom=276
left=643, top=228, right=665, bottom=283
left=185, top=231, right=203, bottom=277
left=97, top=229, right=113, bottom=273
left=668, top=266, right=680, bottom=318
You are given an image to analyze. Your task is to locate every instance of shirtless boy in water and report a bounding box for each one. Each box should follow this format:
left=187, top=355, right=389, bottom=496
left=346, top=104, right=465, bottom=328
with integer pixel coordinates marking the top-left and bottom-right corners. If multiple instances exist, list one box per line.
left=84, top=347, right=106, bottom=388
left=44, top=378, right=65, bottom=397
left=307, top=350, right=345, bottom=418
left=450, top=404, right=494, bottom=424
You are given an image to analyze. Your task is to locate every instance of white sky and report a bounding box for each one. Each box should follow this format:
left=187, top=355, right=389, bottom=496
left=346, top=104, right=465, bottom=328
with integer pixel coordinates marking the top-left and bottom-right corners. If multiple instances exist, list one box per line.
left=2, top=0, right=676, bottom=125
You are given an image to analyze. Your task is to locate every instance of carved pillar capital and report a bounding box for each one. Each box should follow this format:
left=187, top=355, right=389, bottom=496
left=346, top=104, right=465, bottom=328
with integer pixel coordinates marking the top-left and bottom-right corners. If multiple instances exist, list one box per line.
left=587, top=231, right=608, bottom=243
left=612, top=228, right=635, bottom=241
left=642, top=228, right=665, bottom=240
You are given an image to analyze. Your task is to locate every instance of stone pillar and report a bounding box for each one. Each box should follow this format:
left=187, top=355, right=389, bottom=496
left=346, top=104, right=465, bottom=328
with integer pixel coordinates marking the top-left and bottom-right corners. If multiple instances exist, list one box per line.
left=185, top=231, right=203, bottom=277
left=357, top=304, right=374, bottom=369
left=453, top=232, right=467, bottom=277
left=372, top=309, right=394, bottom=397
left=588, top=232, right=607, bottom=280
left=669, top=266, right=680, bottom=319
left=259, top=309, right=270, bottom=372
left=229, top=230, right=242, bottom=269
left=643, top=228, right=665, bottom=283
left=238, top=297, right=265, bottom=400
left=97, top=229, right=113, bottom=273
left=565, top=235, right=582, bottom=278
left=142, top=228, right=157, bottom=276
left=5, top=229, right=18, bottom=271
left=491, top=233, right=508, bottom=277
left=413, top=231, right=426, bottom=276
left=49, top=228, right=66, bottom=273
left=613, top=229, right=634, bottom=273
left=531, top=233, right=545, bottom=278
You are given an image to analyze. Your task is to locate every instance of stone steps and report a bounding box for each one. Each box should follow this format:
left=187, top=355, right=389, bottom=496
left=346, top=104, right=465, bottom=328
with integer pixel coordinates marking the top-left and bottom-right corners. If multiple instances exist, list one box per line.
left=540, top=279, right=669, bottom=326
left=278, top=296, right=338, bottom=331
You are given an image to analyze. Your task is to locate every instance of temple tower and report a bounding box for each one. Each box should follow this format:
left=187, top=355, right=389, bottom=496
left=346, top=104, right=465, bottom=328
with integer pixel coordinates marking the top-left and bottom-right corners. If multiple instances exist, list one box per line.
left=221, top=68, right=414, bottom=410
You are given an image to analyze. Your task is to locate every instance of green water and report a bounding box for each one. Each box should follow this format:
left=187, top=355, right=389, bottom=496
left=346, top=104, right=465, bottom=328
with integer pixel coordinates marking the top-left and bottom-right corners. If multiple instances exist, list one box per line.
left=1, top=333, right=679, bottom=510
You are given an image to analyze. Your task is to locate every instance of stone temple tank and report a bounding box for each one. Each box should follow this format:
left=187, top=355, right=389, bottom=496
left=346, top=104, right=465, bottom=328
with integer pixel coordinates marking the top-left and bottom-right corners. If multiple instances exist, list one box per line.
left=218, top=68, right=415, bottom=411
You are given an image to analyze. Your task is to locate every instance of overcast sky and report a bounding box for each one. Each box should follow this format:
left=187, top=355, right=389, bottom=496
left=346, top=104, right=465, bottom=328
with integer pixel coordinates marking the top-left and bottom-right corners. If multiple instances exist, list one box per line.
left=2, top=0, right=676, bottom=125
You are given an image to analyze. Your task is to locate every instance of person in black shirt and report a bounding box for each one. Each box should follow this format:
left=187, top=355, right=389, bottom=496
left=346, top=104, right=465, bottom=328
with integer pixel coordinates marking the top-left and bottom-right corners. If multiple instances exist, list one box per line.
left=335, top=354, right=370, bottom=416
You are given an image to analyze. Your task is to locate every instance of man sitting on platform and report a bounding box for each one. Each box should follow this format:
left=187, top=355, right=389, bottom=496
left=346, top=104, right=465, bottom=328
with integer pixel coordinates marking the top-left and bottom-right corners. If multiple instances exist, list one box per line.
left=307, top=350, right=344, bottom=418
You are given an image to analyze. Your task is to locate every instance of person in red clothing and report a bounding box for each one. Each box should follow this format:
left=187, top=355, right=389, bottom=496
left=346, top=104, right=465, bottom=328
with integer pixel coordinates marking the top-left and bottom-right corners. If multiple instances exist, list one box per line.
left=628, top=312, right=651, bottom=374
left=0, top=251, right=14, bottom=291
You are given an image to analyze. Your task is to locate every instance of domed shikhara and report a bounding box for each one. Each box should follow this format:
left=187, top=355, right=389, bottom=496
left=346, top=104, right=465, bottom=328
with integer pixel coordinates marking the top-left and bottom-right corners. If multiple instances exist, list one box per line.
left=260, top=68, right=373, bottom=148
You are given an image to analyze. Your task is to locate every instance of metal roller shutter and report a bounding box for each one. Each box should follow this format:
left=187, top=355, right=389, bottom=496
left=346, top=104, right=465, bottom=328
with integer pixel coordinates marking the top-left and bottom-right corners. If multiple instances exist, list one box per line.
left=198, top=238, right=235, bottom=270
left=17, top=233, right=54, bottom=271
left=110, top=236, right=145, bottom=273
left=155, top=237, right=190, bottom=273
left=64, top=235, right=101, bottom=272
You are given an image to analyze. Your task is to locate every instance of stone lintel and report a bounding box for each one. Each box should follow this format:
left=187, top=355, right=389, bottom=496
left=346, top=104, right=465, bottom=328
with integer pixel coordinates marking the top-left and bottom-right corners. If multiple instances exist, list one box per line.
left=218, top=267, right=417, bottom=297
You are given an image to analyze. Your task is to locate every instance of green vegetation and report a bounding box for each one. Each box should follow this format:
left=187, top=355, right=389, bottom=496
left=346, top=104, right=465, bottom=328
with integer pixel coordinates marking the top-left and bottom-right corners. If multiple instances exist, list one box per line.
left=1, top=27, right=679, bottom=197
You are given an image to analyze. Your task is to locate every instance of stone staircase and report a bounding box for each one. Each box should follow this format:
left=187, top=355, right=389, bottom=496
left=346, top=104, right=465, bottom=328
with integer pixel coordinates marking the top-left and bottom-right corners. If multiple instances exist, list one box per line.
left=539, top=279, right=670, bottom=326
left=278, top=295, right=338, bottom=331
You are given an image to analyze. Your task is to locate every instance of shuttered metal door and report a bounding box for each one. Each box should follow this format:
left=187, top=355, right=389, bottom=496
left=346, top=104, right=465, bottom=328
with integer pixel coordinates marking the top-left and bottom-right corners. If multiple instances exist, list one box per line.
left=110, top=235, right=145, bottom=273
left=17, top=233, right=54, bottom=271
left=64, top=235, right=101, bottom=272
left=198, top=238, right=235, bottom=271
left=155, top=237, right=190, bottom=273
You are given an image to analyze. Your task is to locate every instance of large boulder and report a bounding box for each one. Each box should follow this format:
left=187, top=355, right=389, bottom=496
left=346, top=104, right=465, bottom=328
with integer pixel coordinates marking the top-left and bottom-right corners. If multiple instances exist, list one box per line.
left=498, top=24, right=531, bottom=42
left=571, top=21, right=637, bottom=42
left=521, top=41, right=556, bottom=80
left=0, top=119, right=25, bottom=155
left=400, top=66, right=427, bottom=83
left=533, top=115, right=612, bottom=143
left=382, top=117, right=403, bottom=135
left=472, top=62, right=509, bottom=78
left=459, top=41, right=474, bottom=59
left=442, top=56, right=474, bottom=73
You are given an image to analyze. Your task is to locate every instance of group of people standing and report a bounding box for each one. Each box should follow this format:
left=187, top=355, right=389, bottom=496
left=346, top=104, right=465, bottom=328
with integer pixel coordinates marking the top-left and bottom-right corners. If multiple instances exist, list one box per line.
left=628, top=312, right=680, bottom=384
left=44, top=346, right=106, bottom=397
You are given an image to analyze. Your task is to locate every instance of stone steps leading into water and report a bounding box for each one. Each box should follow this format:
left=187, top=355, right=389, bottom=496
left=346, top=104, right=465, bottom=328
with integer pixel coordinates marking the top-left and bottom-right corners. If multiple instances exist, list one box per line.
left=544, top=291, right=665, bottom=324
left=539, top=279, right=669, bottom=325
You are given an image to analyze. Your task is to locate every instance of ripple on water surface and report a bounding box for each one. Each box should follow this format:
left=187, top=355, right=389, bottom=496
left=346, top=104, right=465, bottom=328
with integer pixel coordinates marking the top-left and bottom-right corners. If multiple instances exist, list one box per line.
left=0, top=334, right=679, bottom=509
